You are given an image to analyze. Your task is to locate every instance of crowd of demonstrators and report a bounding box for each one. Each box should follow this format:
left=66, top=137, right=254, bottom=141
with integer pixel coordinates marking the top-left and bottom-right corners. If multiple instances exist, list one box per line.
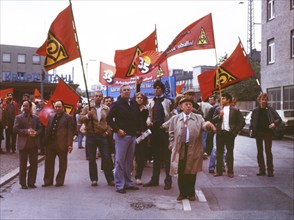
left=106, top=85, right=143, bottom=194
left=250, top=93, right=282, bottom=177
left=169, top=96, right=216, bottom=201
left=2, top=84, right=281, bottom=199
left=79, top=91, right=114, bottom=187
left=143, top=80, right=173, bottom=190
left=13, top=100, right=42, bottom=189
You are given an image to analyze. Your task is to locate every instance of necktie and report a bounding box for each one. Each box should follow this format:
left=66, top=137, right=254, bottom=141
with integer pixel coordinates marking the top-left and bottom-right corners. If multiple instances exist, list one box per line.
left=181, top=115, right=189, bottom=143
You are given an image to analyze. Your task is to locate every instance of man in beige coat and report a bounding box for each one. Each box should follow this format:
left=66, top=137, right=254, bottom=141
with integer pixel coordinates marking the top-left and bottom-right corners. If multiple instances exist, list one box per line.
left=169, top=96, right=215, bottom=201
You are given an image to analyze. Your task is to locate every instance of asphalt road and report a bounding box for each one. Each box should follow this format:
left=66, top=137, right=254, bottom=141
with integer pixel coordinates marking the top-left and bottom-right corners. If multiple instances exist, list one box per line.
left=0, top=135, right=293, bottom=220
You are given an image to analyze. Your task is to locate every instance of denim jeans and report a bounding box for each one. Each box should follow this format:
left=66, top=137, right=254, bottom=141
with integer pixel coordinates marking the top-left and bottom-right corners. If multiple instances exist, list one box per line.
left=77, top=131, right=84, bottom=148
left=87, top=134, right=114, bottom=184
left=208, top=133, right=226, bottom=172
left=113, top=133, right=136, bottom=190
left=202, top=130, right=208, bottom=153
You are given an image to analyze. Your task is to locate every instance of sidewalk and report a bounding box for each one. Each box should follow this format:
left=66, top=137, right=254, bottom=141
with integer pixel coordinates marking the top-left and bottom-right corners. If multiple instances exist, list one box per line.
left=0, top=150, right=45, bottom=187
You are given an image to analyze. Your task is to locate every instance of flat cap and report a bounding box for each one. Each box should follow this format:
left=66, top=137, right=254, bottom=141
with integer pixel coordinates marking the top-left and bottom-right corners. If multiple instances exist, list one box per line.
left=179, top=96, right=194, bottom=105
left=182, top=89, right=197, bottom=95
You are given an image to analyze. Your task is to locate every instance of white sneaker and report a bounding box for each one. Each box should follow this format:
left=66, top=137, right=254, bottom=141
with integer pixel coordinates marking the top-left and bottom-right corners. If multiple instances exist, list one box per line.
left=136, top=179, right=142, bottom=185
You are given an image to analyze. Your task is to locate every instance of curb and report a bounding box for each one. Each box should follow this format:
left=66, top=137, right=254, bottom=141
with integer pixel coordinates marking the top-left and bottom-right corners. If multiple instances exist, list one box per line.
left=0, top=155, right=45, bottom=188
left=284, top=135, right=294, bottom=141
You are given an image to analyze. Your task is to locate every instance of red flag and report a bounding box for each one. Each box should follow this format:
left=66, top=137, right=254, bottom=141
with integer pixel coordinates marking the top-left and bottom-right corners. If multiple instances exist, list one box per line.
left=36, top=5, right=79, bottom=71
left=114, top=30, right=157, bottom=78
left=33, top=88, right=41, bottom=101
left=154, top=13, right=215, bottom=66
left=0, top=88, right=14, bottom=99
left=99, top=61, right=116, bottom=86
left=135, top=50, right=161, bottom=75
left=176, top=83, right=185, bottom=95
left=38, top=78, right=80, bottom=126
left=198, top=41, right=254, bottom=101
left=100, top=59, right=169, bottom=87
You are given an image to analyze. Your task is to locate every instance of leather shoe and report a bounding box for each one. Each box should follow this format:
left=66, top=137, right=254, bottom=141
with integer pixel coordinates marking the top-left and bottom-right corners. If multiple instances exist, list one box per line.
left=267, top=173, right=274, bottom=177
left=164, top=183, right=171, bottom=190
left=143, top=181, right=158, bottom=187
left=91, top=181, right=98, bottom=186
left=256, top=172, right=266, bottom=176
left=213, top=173, right=222, bottom=177
left=21, top=185, right=28, bottom=189
left=28, top=184, right=37, bottom=188
left=188, top=196, right=196, bottom=201
left=227, top=172, right=234, bottom=178
left=177, top=195, right=186, bottom=201
left=42, top=184, right=52, bottom=187
left=108, top=181, right=115, bottom=186
left=125, top=186, right=139, bottom=190
left=116, top=189, right=126, bottom=194
left=55, top=183, right=63, bottom=187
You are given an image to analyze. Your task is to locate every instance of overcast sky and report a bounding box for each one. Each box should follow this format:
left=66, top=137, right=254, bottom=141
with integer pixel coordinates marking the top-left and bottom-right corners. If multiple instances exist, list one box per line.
left=0, top=0, right=261, bottom=89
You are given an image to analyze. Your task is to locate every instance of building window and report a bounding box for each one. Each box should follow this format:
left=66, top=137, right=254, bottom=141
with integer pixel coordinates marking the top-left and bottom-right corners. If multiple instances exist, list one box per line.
left=267, top=38, right=275, bottom=64
left=267, top=0, right=275, bottom=21
left=32, top=55, right=41, bottom=65
left=267, top=87, right=281, bottom=109
left=283, top=85, right=294, bottom=109
left=291, top=0, right=294, bottom=9
left=291, top=30, right=294, bottom=59
left=17, top=54, right=26, bottom=64
left=2, top=53, right=11, bottom=63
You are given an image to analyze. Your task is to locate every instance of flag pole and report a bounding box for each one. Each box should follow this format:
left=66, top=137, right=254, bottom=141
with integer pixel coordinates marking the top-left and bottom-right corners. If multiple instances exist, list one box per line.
left=213, top=45, right=222, bottom=108
left=69, top=0, right=95, bottom=131
left=68, top=0, right=90, bottom=108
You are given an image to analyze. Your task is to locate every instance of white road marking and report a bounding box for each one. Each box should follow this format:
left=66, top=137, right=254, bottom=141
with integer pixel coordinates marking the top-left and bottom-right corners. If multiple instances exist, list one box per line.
left=182, top=199, right=191, bottom=211
left=196, top=190, right=207, bottom=202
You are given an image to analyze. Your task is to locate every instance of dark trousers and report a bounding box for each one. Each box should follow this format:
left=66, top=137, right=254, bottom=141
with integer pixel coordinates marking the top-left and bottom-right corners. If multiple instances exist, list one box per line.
left=86, top=134, right=114, bottom=184
left=178, top=143, right=197, bottom=197
left=216, top=131, right=236, bottom=174
left=205, top=131, right=214, bottom=155
left=135, top=138, right=148, bottom=179
left=43, top=141, right=68, bottom=185
left=19, top=145, right=38, bottom=186
left=255, top=132, right=273, bottom=173
left=150, top=127, right=171, bottom=185
left=5, top=127, right=16, bottom=152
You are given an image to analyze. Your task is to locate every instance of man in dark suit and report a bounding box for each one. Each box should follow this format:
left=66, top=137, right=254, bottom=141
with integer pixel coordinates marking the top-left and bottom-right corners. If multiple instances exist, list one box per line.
left=212, top=92, right=245, bottom=178
left=13, top=100, right=42, bottom=189
left=42, top=100, right=74, bottom=187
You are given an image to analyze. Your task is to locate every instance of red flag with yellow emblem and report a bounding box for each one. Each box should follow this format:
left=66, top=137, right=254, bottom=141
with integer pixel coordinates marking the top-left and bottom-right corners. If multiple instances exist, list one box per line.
left=36, top=5, right=79, bottom=71
left=38, top=78, right=80, bottom=126
left=198, top=40, right=254, bottom=101
left=154, top=13, right=215, bottom=66
left=114, top=30, right=157, bottom=78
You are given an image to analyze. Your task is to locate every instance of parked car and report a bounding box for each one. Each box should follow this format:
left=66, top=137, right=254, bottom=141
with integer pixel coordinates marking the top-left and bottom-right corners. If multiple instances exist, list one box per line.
left=276, top=109, right=294, bottom=134
left=240, top=110, right=251, bottom=119
left=240, top=110, right=286, bottom=139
